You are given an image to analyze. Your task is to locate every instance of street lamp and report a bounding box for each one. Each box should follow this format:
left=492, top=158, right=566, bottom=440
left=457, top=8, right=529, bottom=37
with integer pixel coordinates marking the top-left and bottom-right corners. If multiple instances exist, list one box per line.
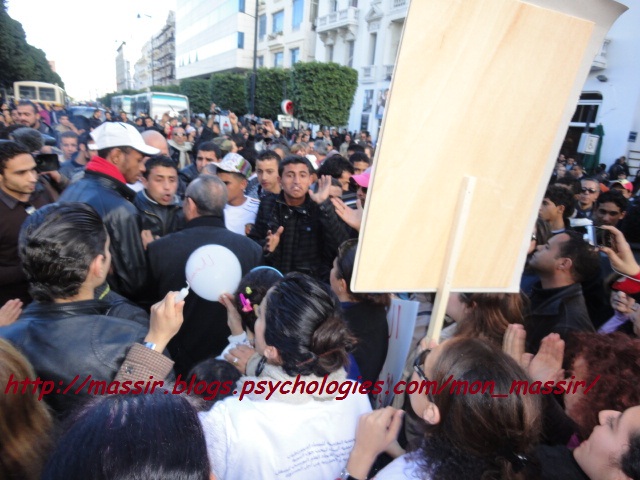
left=137, top=13, right=155, bottom=88
left=250, top=0, right=258, bottom=115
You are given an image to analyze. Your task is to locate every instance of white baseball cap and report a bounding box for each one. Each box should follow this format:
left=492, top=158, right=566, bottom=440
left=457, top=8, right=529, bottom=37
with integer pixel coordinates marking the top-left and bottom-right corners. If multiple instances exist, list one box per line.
left=88, top=122, right=160, bottom=155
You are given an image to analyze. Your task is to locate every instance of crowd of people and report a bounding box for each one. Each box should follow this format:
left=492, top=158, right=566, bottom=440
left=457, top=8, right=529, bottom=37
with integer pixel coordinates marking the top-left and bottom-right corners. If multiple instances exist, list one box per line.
left=1, top=98, right=640, bottom=479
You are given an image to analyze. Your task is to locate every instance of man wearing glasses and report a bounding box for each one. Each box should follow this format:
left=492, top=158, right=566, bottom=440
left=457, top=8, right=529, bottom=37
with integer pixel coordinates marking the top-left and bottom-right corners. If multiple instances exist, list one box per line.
left=168, top=127, right=193, bottom=169
left=575, top=177, right=601, bottom=220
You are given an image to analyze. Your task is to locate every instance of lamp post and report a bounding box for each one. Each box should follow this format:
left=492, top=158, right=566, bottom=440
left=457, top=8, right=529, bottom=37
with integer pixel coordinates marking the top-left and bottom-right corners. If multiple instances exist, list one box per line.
left=137, top=13, right=155, bottom=88
left=250, top=0, right=259, bottom=115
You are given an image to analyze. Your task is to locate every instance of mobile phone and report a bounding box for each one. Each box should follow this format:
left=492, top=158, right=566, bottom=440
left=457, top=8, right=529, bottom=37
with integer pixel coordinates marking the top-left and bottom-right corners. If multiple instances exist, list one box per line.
left=34, top=153, right=60, bottom=173
left=595, top=227, right=615, bottom=249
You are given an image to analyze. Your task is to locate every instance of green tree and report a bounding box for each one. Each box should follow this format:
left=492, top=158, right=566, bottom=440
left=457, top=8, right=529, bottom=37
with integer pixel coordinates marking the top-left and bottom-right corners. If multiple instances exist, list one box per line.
left=0, top=0, right=64, bottom=89
left=210, top=73, right=247, bottom=114
left=248, top=67, right=293, bottom=119
left=291, top=62, right=357, bottom=126
left=152, top=84, right=181, bottom=94
left=179, top=79, right=210, bottom=115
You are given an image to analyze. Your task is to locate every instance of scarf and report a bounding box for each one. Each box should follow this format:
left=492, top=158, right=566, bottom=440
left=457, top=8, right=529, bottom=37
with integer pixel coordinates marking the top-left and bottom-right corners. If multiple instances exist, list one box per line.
left=168, top=140, right=193, bottom=169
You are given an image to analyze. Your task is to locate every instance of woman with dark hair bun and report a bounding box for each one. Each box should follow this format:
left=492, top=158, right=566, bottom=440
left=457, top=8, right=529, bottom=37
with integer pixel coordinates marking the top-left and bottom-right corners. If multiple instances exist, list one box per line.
left=42, top=393, right=210, bottom=480
left=200, top=272, right=371, bottom=480
left=330, top=239, right=390, bottom=385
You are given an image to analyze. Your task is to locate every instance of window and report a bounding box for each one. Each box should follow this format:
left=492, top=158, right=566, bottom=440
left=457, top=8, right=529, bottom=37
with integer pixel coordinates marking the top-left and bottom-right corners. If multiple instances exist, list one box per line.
left=238, top=32, right=245, bottom=49
left=330, top=0, right=338, bottom=12
left=292, top=0, right=303, bottom=30
left=239, top=0, right=245, bottom=12
left=347, top=40, right=355, bottom=67
left=326, top=45, right=334, bottom=63
left=291, top=48, right=300, bottom=65
left=272, top=10, right=284, bottom=34
left=369, top=33, right=377, bottom=65
left=259, top=14, right=266, bottom=41
left=571, top=93, right=602, bottom=124
left=274, top=51, right=284, bottom=67
left=257, top=55, right=264, bottom=67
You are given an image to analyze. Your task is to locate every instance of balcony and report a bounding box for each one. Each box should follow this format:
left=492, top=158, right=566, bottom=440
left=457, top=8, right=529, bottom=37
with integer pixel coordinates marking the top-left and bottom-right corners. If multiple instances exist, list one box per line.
left=384, top=64, right=394, bottom=80
left=389, top=0, right=409, bottom=22
left=267, top=31, right=284, bottom=49
left=362, top=66, right=377, bottom=84
left=317, top=7, right=359, bottom=42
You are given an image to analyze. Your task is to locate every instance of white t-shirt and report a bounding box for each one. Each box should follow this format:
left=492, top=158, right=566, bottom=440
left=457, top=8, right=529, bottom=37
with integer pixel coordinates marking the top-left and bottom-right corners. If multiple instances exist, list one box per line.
left=224, top=196, right=260, bottom=235
left=200, top=367, right=371, bottom=480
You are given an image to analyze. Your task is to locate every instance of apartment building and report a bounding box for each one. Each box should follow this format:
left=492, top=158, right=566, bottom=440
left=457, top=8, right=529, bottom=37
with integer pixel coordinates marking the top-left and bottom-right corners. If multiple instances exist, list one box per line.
left=315, top=0, right=407, bottom=139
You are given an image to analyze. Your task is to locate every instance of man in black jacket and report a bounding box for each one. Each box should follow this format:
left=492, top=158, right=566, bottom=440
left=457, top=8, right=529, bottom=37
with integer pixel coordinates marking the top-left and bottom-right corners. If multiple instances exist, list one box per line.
left=59, top=122, right=159, bottom=300
left=0, top=203, right=179, bottom=417
left=148, top=175, right=262, bottom=375
left=249, top=155, right=350, bottom=282
left=525, top=231, right=599, bottom=353
left=134, top=155, right=184, bottom=240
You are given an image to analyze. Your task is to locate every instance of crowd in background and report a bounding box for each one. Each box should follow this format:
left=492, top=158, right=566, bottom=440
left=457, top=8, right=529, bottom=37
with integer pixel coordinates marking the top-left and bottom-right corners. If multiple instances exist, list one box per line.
left=0, top=98, right=640, bottom=479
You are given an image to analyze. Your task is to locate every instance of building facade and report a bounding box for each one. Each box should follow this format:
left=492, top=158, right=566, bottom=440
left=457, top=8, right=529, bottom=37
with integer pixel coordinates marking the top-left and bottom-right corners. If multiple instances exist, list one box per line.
left=133, top=11, right=178, bottom=89
left=566, top=0, right=640, bottom=174
left=116, top=42, right=133, bottom=92
left=175, top=0, right=317, bottom=77
left=314, top=0, right=407, bottom=140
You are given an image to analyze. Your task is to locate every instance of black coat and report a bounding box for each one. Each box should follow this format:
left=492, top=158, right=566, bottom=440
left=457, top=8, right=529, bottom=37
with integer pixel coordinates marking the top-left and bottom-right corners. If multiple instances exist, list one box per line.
left=342, top=302, right=389, bottom=386
left=133, top=190, right=185, bottom=238
left=248, top=192, right=350, bottom=282
left=0, top=300, right=148, bottom=417
left=147, top=215, right=262, bottom=375
left=59, top=170, right=147, bottom=300
left=525, top=282, right=594, bottom=353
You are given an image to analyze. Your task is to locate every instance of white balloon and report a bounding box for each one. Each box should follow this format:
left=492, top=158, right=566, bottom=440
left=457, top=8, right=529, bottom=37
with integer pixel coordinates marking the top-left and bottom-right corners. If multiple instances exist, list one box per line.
left=185, top=245, right=242, bottom=301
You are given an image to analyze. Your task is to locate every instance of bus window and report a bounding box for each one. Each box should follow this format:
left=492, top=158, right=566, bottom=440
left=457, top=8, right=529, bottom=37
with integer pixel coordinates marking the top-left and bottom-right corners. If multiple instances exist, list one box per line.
left=18, top=85, right=37, bottom=100
left=39, top=87, right=56, bottom=102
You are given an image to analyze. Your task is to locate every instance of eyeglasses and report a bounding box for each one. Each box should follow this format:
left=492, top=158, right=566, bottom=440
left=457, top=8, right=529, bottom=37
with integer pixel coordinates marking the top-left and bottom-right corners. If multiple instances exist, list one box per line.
left=581, top=187, right=598, bottom=194
left=413, top=348, right=435, bottom=401
left=174, top=133, right=186, bottom=137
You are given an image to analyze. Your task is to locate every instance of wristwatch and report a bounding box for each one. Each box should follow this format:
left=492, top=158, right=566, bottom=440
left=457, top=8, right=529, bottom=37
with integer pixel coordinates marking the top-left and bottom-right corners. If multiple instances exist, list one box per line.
left=337, top=468, right=361, bottom=480
left=142, top=341, right=157, bottom=351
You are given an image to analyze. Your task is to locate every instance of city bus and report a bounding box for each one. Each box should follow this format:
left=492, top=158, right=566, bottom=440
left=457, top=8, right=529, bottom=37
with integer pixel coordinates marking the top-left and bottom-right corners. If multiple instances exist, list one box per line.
left=130, top=92, right=190, bottom=121
left=111, top=95, right=132, bottom=115
left=13, top=81, right=66, bottom=107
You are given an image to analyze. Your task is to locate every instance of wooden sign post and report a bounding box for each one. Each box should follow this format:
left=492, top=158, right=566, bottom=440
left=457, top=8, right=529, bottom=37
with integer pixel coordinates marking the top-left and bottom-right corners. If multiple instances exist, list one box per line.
left=353, top=0, right=627, bottom=342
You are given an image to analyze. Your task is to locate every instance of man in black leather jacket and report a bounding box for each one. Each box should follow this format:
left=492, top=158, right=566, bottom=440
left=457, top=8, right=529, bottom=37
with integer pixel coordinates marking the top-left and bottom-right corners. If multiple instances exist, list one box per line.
left=59, top=122, right=159, bottom=300
left=134, top=155, right=184, bottom=239
left=0, top=203, right=178, bottom=418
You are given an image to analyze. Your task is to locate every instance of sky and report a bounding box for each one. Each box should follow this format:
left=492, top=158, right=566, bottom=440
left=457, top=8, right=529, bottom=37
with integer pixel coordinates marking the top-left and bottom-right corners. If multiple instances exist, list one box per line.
left=7, top=0, right=176, bottom=101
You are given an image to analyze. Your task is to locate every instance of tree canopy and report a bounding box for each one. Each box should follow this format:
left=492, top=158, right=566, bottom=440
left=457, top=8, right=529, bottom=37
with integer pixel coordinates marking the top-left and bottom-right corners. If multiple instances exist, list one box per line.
left=0, top=0, right=64, bottom=90
left=291, top=62, right=358, bottom=126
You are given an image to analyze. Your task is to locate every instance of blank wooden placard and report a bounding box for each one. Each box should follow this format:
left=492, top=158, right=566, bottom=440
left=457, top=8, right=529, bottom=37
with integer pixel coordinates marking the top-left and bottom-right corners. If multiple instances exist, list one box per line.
left=353, top=0, right=626, bottom=293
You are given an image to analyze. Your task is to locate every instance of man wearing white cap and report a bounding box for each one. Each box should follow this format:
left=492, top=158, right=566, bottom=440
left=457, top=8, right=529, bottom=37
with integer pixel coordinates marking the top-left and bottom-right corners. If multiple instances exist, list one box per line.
left=59, top=122, right=159, bottom=300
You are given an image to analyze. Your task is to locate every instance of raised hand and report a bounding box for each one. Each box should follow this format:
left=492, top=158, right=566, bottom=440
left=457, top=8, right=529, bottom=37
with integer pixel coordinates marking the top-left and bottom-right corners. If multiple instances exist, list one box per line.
left=309, top=175, right=333, bottom=204
left=332, top=196, right=363, bottom=231
left=265, top=226, right=284, bottom=253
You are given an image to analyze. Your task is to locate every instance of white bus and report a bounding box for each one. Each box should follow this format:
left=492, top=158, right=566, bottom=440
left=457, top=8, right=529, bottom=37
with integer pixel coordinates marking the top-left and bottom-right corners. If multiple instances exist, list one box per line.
left=131, top=92, right=190, bottom=120
left=111, top=95, right=132, bottom=115
left=13, top=81, right=66, bottom=107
